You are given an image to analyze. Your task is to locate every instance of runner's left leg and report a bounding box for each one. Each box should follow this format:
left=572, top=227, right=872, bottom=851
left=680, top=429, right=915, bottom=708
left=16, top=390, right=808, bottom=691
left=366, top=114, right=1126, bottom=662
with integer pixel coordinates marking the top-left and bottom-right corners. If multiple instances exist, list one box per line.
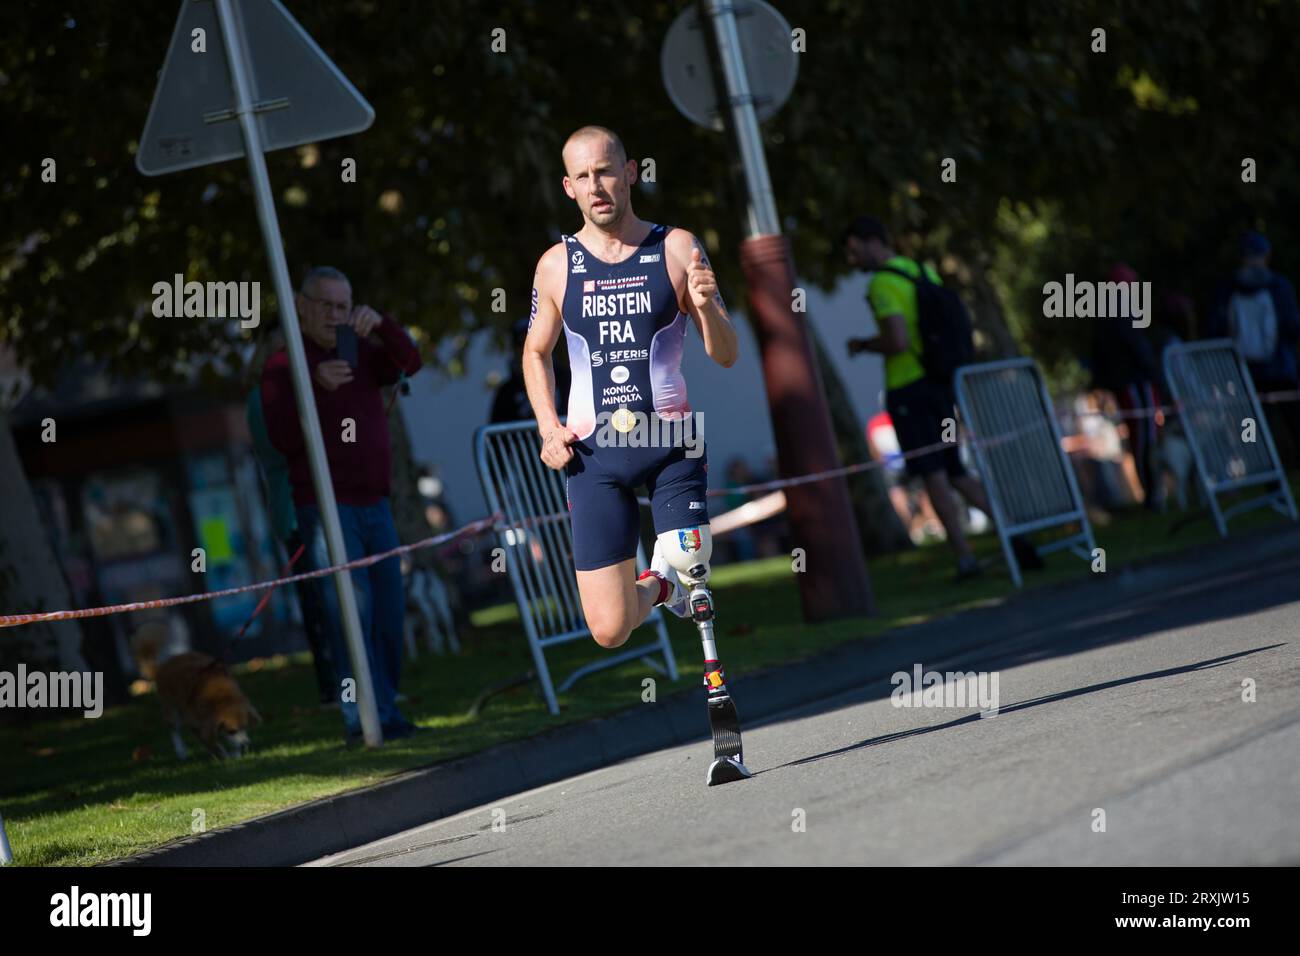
left=575, top=559, right=663, bottom=648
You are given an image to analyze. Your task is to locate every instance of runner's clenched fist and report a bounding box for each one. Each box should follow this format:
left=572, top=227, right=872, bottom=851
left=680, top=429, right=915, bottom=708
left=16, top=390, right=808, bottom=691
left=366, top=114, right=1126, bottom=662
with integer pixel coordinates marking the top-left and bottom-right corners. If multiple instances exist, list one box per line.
left=687, top=245, right=719, bottom=311
left=540, top=424, right=578, bottom=470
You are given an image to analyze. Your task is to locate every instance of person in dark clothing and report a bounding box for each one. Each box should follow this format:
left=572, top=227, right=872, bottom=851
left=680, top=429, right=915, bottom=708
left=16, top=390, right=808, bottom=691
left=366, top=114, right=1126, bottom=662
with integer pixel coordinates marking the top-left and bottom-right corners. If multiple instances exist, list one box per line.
left=1207, top=231, right=1300, bottom=460
left=1089, top=262, right=1164, bottom=506
left=843, top=215, right=1041, bottom=579
left=246, top=370, right=336, bottom=705
left=490, top=318, right=570, bottom=424
left=260, top=265, right=424, bottom=743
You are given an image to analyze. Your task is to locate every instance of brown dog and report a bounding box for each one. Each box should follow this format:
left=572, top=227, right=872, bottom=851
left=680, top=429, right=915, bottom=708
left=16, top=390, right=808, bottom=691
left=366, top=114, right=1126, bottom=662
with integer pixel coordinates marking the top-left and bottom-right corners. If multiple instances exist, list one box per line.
left=133, top=621, right=262, bottom=764
left=153, top=652, right=262, bottom=760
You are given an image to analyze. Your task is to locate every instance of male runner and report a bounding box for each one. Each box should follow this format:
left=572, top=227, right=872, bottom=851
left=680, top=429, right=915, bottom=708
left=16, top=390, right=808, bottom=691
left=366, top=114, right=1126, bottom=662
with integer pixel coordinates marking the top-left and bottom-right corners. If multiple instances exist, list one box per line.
left=523, top=125, right=739, bottom=652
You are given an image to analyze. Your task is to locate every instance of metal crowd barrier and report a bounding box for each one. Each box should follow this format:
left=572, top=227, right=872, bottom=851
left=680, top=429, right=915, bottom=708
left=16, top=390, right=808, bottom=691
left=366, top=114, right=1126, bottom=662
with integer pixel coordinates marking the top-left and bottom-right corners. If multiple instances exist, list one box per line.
left=473, top=421, right=679, bottom=715
left=1162, top=340, right=1297, bottom=536
left=955, top=359, right=1096, bottom=587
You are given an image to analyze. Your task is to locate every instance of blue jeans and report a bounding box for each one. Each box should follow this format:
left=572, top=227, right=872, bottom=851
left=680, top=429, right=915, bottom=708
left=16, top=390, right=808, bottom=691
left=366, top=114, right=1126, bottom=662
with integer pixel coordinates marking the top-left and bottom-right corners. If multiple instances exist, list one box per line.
left=296, top=499, right=407, bottom=735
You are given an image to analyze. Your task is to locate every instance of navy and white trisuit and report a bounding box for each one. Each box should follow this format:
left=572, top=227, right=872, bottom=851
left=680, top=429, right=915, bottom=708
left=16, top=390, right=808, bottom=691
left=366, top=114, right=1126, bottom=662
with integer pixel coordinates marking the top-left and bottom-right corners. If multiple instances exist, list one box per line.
left=559, top=223, right=710, bottom=571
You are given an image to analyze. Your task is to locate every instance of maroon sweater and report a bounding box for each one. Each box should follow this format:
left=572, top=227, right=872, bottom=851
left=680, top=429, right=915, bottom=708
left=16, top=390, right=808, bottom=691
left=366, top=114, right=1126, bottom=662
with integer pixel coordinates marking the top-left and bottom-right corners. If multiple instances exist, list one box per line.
left=260, top=315, right=422, bottom=507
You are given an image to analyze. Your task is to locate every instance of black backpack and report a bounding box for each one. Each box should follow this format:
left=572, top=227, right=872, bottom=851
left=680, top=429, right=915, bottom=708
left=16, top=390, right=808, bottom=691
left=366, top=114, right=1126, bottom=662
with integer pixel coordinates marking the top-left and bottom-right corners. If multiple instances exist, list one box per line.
left=876, top=261, right=974, bottom=384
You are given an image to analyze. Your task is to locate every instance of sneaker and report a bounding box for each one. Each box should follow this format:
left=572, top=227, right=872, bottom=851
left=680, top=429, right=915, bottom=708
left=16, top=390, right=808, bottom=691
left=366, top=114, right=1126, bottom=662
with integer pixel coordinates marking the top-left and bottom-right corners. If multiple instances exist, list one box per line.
left=639, top=540, right=691, bottom=618
left=954, top=556, right=983, bottom=583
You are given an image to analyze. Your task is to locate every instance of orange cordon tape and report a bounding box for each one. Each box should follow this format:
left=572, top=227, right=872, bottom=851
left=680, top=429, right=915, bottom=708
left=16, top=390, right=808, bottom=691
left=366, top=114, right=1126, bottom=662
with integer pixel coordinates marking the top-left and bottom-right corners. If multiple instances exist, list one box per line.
left=650, top=415, right=1052, bottom=504
left=621, top=387, right=1300, bottom=504
left=0, top=427, right=1019, bottom=628
left=0, top=513, right=502, bottom=630
left=700, top=387, right=1300, bottom=502
left=1076, top=387, right=1300, bottom=421
left=5, top=390, right=1297, bottom=629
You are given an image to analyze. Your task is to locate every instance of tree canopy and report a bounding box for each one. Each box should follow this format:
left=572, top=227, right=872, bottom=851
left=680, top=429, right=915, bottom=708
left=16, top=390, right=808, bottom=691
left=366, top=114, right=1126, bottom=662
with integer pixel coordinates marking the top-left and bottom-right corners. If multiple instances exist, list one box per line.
left=2, top=0, right=1297, bottom=391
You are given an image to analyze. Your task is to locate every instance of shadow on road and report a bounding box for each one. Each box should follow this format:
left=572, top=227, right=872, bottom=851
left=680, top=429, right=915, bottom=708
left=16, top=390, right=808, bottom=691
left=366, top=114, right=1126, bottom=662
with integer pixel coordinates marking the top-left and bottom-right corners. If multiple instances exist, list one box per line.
left=761, top=646, right=1281, bottom=774
left=735, top=544, right=1300, bottom=778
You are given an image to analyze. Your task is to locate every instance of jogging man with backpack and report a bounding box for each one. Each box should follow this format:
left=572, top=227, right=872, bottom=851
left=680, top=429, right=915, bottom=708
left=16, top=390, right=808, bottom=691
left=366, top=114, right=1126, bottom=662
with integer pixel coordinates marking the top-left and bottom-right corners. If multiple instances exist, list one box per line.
left=843, top=215, right=1040, bottom=579
left=1209, top=231, right=1300, bottom=461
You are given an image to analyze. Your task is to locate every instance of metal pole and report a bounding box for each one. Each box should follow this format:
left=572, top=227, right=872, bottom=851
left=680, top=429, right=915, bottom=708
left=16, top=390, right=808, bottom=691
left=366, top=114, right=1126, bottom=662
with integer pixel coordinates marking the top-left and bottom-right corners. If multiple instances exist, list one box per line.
left=704, top=0, right=780, bottom=237
left=214, top=0, right=382, bottom=746
left=696, top=0, right=874, bottom=620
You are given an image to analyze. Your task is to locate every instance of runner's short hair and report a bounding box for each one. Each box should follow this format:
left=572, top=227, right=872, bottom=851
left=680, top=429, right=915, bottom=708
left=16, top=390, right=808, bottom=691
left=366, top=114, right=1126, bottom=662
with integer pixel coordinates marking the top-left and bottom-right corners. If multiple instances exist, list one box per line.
left=562, top=125, right=628, bottom=168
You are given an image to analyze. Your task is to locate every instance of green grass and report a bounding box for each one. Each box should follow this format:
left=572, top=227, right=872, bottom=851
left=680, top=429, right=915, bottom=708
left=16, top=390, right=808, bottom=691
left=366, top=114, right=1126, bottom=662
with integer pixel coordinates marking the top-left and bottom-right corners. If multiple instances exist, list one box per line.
left=3, top=478, right=1295, bottom=866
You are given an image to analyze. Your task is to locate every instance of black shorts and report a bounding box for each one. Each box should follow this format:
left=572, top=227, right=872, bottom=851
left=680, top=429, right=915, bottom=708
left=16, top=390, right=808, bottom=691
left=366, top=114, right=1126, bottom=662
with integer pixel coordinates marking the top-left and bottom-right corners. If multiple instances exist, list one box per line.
left=886, top=378, right=967, bottom=480
left=564, top=439, right=710, bottom=572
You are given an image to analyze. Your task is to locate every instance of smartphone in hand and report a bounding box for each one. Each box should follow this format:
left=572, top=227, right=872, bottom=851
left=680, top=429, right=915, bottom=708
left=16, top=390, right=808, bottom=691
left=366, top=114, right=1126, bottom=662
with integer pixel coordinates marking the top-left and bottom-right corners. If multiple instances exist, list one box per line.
left=335, top=324, right=358, bottom=368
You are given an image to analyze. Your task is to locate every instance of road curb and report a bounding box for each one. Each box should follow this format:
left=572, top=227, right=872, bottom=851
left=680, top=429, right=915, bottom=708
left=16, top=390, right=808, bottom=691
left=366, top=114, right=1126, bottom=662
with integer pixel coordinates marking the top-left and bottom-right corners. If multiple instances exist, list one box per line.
left=112, top=521, right=1300, bottom=866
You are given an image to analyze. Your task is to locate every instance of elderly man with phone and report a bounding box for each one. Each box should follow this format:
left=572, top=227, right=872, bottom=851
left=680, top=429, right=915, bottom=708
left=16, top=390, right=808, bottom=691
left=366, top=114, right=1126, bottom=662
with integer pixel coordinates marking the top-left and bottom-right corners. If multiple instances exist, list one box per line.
left=260, top=265, right=424, bottom=744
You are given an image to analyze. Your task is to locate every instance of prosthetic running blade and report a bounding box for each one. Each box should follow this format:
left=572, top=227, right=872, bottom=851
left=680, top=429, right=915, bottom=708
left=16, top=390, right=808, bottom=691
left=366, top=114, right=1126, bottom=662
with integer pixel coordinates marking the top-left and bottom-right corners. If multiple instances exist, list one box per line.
left=696, top=588, right=752, bottom=786
left=706, top=693, right=752, bottom=785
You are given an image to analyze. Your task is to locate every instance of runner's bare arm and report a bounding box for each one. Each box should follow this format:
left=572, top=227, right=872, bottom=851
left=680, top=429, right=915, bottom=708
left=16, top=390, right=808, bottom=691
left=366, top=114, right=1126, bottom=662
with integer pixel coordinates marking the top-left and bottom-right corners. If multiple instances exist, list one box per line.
left=522, top=244, right=577, bottom=469
left=667, top=229, right=739, bottom=368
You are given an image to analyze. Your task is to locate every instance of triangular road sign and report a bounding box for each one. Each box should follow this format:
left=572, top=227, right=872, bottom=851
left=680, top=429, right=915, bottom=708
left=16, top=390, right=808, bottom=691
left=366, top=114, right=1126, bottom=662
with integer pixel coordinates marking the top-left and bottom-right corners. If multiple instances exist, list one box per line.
left=137, top=0, right=374, bottom=176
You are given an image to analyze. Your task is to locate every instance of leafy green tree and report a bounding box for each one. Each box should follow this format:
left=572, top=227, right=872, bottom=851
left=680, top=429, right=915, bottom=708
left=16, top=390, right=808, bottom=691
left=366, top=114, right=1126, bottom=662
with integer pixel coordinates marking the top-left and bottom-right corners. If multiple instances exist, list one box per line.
left=4, top=0, right=1298, bottom=631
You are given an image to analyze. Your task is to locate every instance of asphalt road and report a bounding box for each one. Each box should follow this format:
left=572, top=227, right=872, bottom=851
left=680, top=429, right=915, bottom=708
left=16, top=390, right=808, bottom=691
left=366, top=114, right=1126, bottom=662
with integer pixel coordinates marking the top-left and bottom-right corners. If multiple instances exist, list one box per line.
left=305, top=553, right=1300, bottom=866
